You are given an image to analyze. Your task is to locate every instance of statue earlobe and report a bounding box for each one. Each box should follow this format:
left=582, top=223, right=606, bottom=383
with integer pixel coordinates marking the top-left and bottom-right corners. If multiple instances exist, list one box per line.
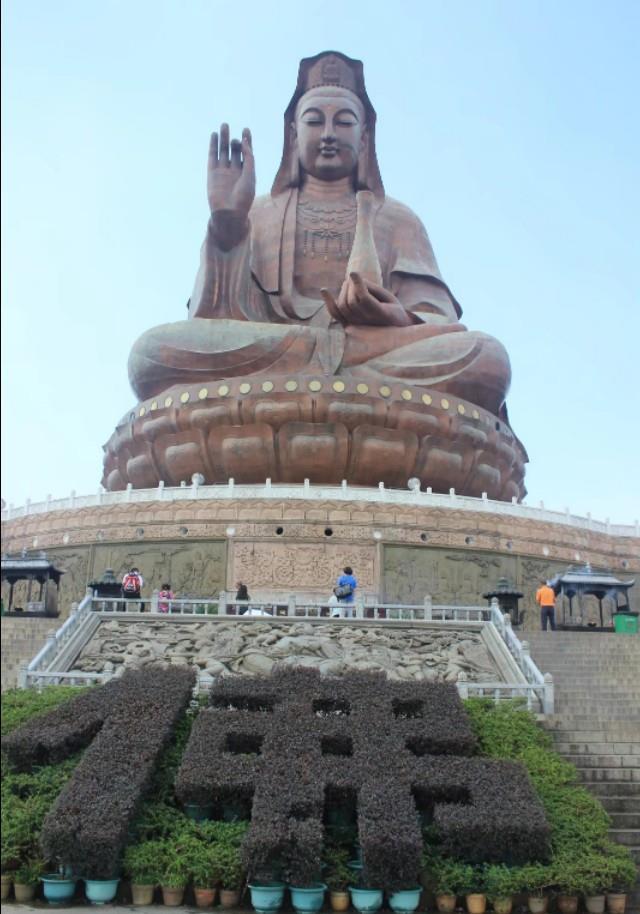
left=289, top=132, right=301, bottom=187
left=356, top=140, right=370, bottom=191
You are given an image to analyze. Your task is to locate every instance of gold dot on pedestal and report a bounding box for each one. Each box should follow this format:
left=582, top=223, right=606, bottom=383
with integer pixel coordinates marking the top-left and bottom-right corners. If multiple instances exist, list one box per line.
left=151, top=401, right=158, bottom=411
left=356, top=383, right=369, bottom=394
left=218, top=384, right=229, bottom=397
left=180, top=391, right=190, bottom=403
left=457, top=404, right=465, bottom=415
left=164, top=396, right=173, bottom=408
left=262, top=380, right=274, bottom=392
left=198, top=388, right=208, bottom=400
left=472, top=409, right=480, bottom=419
left=239, top=382, right=252, bottom=394
left=285, top=379, right=298, bottom=392
left=379, top=385, right=391, bottom=398
left=309, top=380, right=322, bottom=392
left=422, top=393, right=433, bottom=405
left=401, top=389, right=413, bottom=401
left=333, top=380, right=346, bottom=392
left=138, top=406, right=146, bottom=417
left=440, top=398, right=450, bottom=410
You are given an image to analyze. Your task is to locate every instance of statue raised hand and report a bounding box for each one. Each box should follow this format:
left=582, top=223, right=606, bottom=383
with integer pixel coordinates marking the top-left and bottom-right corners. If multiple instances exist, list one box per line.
left=207, top=124, right=255, bottom=251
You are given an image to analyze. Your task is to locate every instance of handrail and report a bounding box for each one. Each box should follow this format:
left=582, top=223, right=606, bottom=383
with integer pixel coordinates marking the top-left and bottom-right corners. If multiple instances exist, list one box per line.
left=2, top=482, right=636, bottom=537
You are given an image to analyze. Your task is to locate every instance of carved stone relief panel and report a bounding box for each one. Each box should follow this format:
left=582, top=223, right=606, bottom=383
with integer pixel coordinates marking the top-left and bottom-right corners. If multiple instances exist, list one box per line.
left=231, top=541, right=376, bottom=594
left=40, top=547, right=93, bottom=615
left=91, top=541, right=226, bottom=598
left=382, top=545, right=517, bottom=607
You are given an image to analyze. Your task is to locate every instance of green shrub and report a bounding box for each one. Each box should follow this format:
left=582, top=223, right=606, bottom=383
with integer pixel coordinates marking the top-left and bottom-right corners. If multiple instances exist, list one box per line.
left=123, top=840, right=164, bottom=885
left=1, top=687, right=86, bottom=737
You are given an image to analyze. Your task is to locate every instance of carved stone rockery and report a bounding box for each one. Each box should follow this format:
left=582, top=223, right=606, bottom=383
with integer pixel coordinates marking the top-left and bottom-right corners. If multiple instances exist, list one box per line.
left=103, top=51, right=527, bottom=498
left=70, top=619, right=501, bottom=683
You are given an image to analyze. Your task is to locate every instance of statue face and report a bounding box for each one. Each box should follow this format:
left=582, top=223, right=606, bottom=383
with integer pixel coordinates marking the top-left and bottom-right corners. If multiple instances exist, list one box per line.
left=294, top=87, right=365, bottom=182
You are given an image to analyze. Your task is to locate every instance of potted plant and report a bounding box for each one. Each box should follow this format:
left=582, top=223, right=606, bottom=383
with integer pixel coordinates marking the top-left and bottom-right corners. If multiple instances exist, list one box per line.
left=484, top=865, right=521, bottom=914
left=188, top=842, right=219, bottom=909
left=554, top=860, right=583, bottom=914
left=519, top=864, right=553, bottom=914
left=247, top=861, right=287, bottom=914
left=0, top=872, right=13, bottom=902
left=40, top=866, right=78, bottom=904
left=463, top=866, right=487, bottom=914
left=348, top=867, right=383, bottom=914
left=123, top=840, right=163, bottom=905
left=605, top=852, right=637, bottom=914
left=288, top=849, right=327, bottom=914
left=161, top=855, right=189, bottom=907
left=388, top=884, right=423, bottom=914
left=14, top=859, right=44, bottom=903
left=218, top=845, right=245, bottom=908
left=324, top=848, right=352, bottom=912
left=84, top=872, right=121, bottom=905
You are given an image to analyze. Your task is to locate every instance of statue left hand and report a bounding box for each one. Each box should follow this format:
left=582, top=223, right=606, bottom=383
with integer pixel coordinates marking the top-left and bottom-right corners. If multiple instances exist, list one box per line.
left=321, top=272, right=415, bottom=327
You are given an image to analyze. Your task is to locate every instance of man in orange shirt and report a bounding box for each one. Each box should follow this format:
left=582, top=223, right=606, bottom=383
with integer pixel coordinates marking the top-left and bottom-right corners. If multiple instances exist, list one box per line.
left=535, top=580, right=557, bottom=631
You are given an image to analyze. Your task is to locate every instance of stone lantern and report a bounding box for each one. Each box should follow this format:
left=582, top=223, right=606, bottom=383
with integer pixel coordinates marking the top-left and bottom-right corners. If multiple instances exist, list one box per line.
left=483, top=577, right=524, bottom=626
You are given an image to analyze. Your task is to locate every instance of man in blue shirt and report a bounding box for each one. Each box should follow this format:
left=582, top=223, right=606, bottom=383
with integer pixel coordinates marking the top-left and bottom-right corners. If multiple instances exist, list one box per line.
left=335, top=566, right=357, bottom=618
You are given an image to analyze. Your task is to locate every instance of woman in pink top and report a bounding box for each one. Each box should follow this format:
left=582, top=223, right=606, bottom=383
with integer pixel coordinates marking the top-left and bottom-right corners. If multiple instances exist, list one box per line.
left=158, top=583, right=174, bottom=613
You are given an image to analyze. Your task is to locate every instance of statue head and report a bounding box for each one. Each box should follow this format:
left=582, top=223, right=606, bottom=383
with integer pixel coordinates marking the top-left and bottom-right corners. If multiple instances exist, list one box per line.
left=272, top=51, right=384, bottom=197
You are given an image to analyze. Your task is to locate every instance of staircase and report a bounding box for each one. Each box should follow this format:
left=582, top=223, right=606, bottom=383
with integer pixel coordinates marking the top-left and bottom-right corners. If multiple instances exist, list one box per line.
left=527, top=632, right=640, bottom=907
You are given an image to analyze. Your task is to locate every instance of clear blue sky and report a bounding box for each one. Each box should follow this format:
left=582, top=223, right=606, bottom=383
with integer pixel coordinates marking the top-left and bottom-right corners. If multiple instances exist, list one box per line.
left=2, top=0, right=639, bottom=523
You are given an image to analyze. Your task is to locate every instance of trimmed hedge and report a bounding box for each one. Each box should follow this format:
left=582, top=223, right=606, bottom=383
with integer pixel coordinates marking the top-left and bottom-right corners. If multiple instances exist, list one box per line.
left=176, top=669, right=547, bottom=889
left=3, top=667, right=195, bottom=879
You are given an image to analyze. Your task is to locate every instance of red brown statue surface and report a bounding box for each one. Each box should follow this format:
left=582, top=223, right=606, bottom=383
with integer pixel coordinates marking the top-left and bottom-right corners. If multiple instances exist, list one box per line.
left=103, top=52, right=527, bottom=498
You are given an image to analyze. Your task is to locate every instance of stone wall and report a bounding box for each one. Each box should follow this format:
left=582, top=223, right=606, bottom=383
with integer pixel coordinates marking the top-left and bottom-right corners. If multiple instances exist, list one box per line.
left=2, top=493, right=637, bottom=630
left=0, top=617, right=57, bottom=691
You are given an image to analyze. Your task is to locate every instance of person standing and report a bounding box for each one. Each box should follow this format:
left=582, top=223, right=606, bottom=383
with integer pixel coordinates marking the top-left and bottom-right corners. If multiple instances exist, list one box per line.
left=536, top=579, right=556, bottom=631
left=334, top=566, right=357, bottom=619
left=235, top=581, right=250, bottom=615
left=157, top=583, right=174, bottom=613
left=122, top=567, right=144, bottom=611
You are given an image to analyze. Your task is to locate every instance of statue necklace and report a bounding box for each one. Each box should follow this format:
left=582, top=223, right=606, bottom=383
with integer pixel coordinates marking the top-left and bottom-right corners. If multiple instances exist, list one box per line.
left=297, top=193, right=357, bottom=262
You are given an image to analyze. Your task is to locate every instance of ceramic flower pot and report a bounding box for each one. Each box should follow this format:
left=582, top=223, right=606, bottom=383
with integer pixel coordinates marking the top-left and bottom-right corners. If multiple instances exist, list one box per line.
left=493, top=897, right=513, bottom=914
left=162, top=885, right=185, bottom=906
left=330, top=890, right=350, bottom=912
left=606, top=894, right=627, bottom=914
left=85, top=877, right=120, bottom=905
left=247, top=881, right=286, bottom=914
left=183, top=802, right=213, bottom=822
left=41, top=875, right=77, bottom=904
left=14, top=883, right=36, bottom=903
left=1, top=875, right=13, bottom=901
left=558, top=895, right=578, bottom=914
left=194, top=886, right=217, bottom=907
left=349, top=886, right=383, bottom=914
left=466, top=894, right=487, bottom=914
left=131, top=884, right=155, bottom=905
left=435, top=895, right=457, bottom=914
left=290, top=883, right=327, bottom=914
left=585, top=897, right=606, bottom=914
left=528, top=896, right=548, bottom=914
left=220, top=888, right=241, bottom=908
left=389, top=886, right=422, bottom=914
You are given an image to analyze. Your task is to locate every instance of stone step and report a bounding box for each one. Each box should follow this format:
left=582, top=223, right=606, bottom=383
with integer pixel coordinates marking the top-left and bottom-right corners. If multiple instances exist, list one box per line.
left=600, top=796, right=640, bottom=813
left=555, top=742, right=640, bottom=756
left=563, top=754, right=640, bottom=769
left=588, top=781, right=640, bottom=797
left=545, top=728, right=640, bottom=741
left=609, top=811, right=640, bottom=828
left=578, top=767, right=640, bottom=782
left=609, top=829, right=639, bottom=848
left=545, top=715, right=640, bottom=726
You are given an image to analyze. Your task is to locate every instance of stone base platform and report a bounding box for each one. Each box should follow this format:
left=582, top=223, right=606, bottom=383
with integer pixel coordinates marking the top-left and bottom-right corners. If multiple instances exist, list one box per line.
left=2, top=486, right=638, bottom=633
left=101, top=378, right=527, bottom=500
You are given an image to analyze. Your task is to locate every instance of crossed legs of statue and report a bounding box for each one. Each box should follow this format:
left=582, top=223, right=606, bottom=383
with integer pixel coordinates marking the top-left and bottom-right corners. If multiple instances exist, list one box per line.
left=128, top=318, right=511, bottom=416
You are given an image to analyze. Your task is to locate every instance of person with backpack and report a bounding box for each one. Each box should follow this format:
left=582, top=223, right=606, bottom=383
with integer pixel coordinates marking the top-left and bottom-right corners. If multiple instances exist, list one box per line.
left=334, top=566, right=357, bottom=618
left=121, top=567, right=144, bottom=610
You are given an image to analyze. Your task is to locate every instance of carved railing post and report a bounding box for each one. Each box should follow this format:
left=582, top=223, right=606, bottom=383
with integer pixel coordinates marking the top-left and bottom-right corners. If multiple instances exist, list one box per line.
left=423, top=594, right=433, bottom=622
left=457, top=670, right=469, bottom=700
left=287, top=595, right=296, bottom=617
left=218, top=592, right=227, bottom=616
left=543, top=673, right=555, bottom=715
left=151, top=589, right=159, bottom=614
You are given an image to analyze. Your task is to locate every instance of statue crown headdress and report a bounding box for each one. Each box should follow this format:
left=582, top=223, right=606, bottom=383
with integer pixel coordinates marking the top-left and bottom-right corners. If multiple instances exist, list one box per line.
left=272, top=51, right=384, bottom=198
